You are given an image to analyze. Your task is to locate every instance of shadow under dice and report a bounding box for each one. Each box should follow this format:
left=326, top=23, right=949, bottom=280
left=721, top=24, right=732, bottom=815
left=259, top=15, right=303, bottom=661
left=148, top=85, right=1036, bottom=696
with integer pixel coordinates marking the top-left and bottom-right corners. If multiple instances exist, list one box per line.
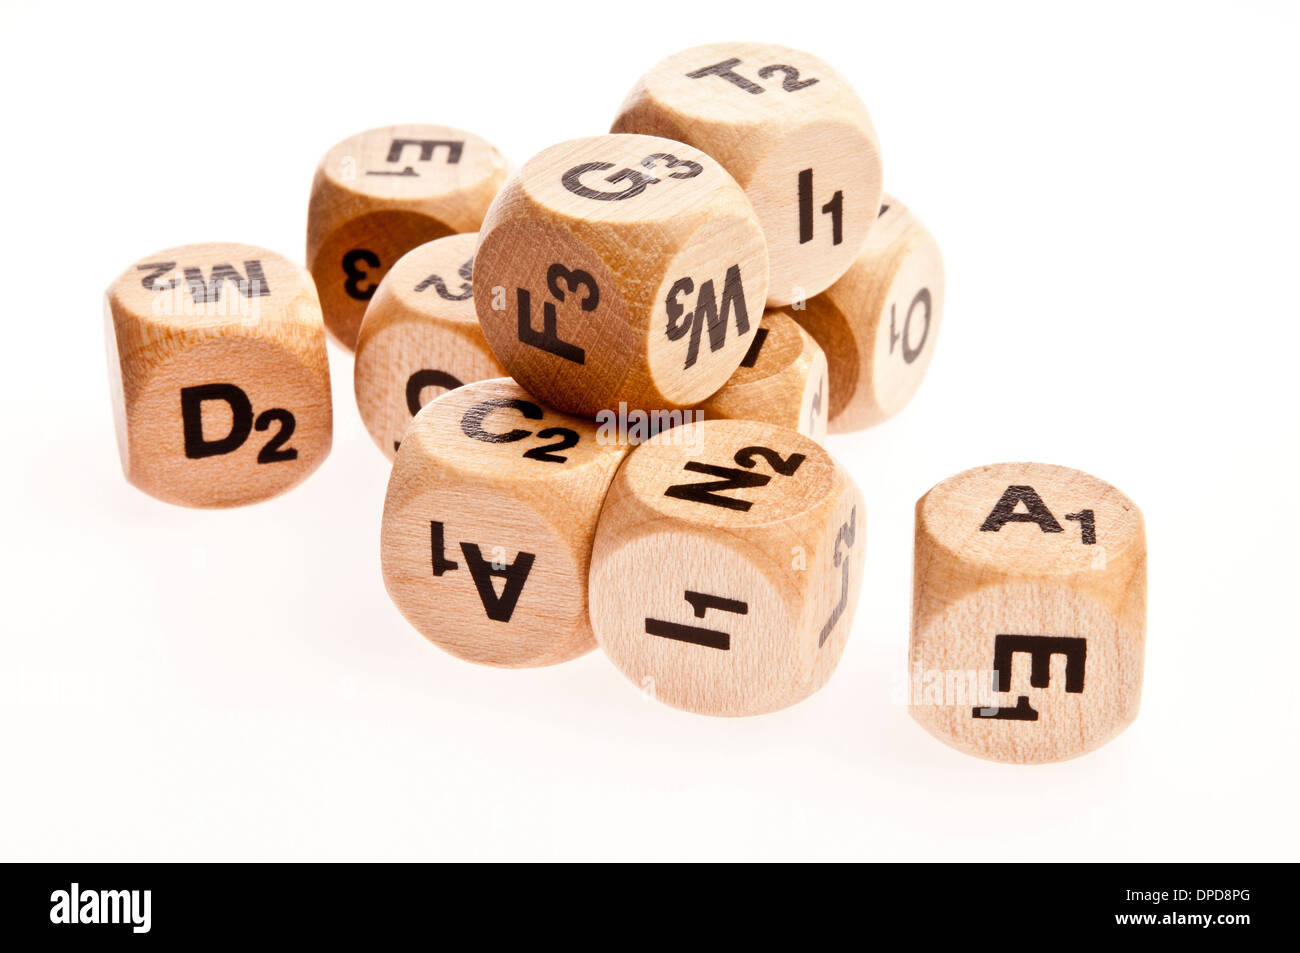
left=909, top=462, right=1147, bottom=763
left=589, top=418, right=864, bottom=716
left=381, top=378, right=630, bottom=668
left=105, top=242, right=332, bottom=508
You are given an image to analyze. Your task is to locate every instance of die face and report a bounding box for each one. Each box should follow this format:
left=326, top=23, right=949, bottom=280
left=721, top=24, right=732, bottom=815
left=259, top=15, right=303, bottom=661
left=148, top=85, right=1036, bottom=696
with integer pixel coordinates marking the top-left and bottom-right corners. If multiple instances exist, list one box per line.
left=909, top=463, right=1147, bottom=763
left=375, top=232, right=479, bottom=321
left=717, top=310, right=806, bottom=387
left=624, top=42, right=873, bottom=131
left=309, top=208, right=456, bottom=349
left=394, top=377, right=626, bottom=477
left=516, top=135, right=740, bottom=227
left=474, top=217, right=637, bottom=416
left=911, top=582, right=1142, bottom=764
left=591, top=530, right=795, bottom=715
left=800, top=345, right=830, bottom=444
left=381, top=378, right=629, bottom=667
left=795, top=196, right=945, bottom=431
left=589, top=419, right=864, bottom=715
left=315, top=125, right=507, bottom=205
left=865, top=214, right=944, bottom=423
left=608, top=418, right=836, bottom=530
left=699, top=309, right=830, bottom=442
left=307, top=124, right=508, bottom=349
left=647, top=211, right=768, bottom=404
left=354, top=233, right=506, bottom=458
left=105, top=243, right=332, bottom=508
left=919, top=463, right=1144, bottom=577
left=748, top=116, right=882, bottom=305
left=108, top=242, right=316, bottom=335
left=385, top=485, right=588, bottom=668
left=473, top=134, right=768, bottom=416
left=612, top=43, right=882, bottom=305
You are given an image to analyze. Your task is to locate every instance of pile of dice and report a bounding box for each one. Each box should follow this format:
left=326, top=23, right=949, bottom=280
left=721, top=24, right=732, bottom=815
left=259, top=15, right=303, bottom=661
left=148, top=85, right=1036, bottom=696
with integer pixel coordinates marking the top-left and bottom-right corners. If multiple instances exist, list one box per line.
left=104, top=43, right=1146, bottom=762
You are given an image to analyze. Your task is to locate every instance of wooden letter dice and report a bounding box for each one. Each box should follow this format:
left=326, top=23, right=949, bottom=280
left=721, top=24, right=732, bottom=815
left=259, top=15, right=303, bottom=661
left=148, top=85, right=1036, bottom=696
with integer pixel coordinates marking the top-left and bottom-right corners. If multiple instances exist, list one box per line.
left=698, top=309, right=829, bottom=443
left=354, top=233, right=505, bottom=458
left=910, top=463, right=1146, bottom=763
left=473, top=134, right=768, bottom=417
left=105, top=243, right=332, bottom=508
left=612, top=42, right=882, bottom=306
left=589, top=419, right=864, bottom=716
left=792, top=195, right=945, bottom=431
left=307, top=124, right=508, bottom=349
left=381, top=378, right=630, bottom=667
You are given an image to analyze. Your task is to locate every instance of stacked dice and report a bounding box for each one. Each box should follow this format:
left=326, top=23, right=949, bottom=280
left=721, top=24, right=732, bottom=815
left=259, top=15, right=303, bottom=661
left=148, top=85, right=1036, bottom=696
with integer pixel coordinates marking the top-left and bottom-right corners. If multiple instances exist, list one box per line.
left=367, top=42, right=944, bottom=716
left=104, top=42, right=1147, bottom=753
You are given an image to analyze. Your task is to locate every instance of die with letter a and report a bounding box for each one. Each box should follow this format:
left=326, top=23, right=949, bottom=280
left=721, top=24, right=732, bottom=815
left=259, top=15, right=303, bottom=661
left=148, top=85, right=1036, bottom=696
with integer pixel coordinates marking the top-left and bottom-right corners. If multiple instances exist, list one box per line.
left=792, top=195, right=945, bottom=431
left=589, top=418, right=864, bottom=715
left=381, top=378, right=631, bottom=667
left=105, top=242, right=332, bottom=508
left=307, top=124, right=508, bottom=349
left=354, top=233, right=505, bottom=458
left=910, top=463, right=1146, bottom=763
left=473, top=133, right=769, bottom=417
left=612, top=42, right=882, bottom=306
left=698, top=309, right=829, bottom=443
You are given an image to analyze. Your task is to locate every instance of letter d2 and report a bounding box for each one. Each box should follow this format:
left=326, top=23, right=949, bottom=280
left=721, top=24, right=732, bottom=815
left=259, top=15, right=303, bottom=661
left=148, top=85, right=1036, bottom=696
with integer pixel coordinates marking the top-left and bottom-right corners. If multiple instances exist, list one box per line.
left=181, top=383, right=254, bottom=458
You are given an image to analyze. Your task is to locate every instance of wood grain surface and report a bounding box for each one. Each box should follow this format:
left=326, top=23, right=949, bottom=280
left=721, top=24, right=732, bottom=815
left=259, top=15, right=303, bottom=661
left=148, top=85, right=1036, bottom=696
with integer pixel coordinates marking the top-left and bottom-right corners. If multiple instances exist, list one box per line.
left=590, top=418, right=863, bottom=715
left=473, top=134, right=768, bottom=417
left=613, top=42, right=882, bottom=306
left=354, top=233, right=505, bottom=459
left=381, top=378, right=631, bottom=667
left=910, top=462, right=1146, bottom=763
left=105, top=242, right=331, bottom=507
left=699, top=308, right=829, bottom=443
left=792, top=194, right=945, bottom=431
left=307, top=124, right=508, bottom=349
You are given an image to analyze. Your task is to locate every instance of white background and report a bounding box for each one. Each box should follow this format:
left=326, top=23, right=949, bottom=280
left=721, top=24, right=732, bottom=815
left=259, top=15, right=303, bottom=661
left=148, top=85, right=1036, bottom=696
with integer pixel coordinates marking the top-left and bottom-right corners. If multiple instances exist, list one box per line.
left=1, top=0, right=1296, bottom=861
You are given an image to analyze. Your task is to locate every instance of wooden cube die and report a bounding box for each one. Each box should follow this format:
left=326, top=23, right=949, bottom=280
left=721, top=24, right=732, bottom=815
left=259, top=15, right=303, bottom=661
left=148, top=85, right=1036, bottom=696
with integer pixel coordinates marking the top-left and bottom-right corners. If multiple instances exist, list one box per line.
left=473, top=133, right=768, bottom=417
left=909, top=463, right=1146, bottom=763
left=613, top=42, right=883, bottom=306
left=699, top=308, right=829, bottom=443
left=354, top=233, right=505, bottom=458
left=307, top=124, right=508, bottom=349
left=794, top=195, right=945, bottom=431
left=381, top=378, right=630, bottom=667
left=105, top=243, right=332, bottom=508
left=590, top=419, right=864, bottom=716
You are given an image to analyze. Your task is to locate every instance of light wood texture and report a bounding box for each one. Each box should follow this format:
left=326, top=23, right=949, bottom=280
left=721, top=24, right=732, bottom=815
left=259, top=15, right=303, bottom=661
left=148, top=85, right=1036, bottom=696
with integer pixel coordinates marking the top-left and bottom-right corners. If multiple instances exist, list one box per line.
left=473, top=133, right=768, bottom=418
left=791, top=194, right=945, bottom=432
left=612, top=42, right=882, bottom=306
left=381, top=378, right=630, bottom=668
left=307, top=124, right=508, bottom=350
left=698, top=309, right=828, bottom=443
left=354, top=233, right=506, bottom=459
left=105, top=242, right=332, bottom=508
left=590, top=418, right=863, bottom=715
left=910, top=463, right=1146, bottom=763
